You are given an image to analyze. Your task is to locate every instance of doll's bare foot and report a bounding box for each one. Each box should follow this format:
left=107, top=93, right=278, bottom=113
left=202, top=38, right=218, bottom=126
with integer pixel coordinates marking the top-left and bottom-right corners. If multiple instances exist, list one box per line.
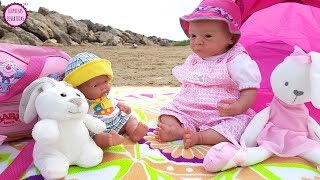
left=183, top=128, right=198, bottom=149
left=155, top=123, right=183, bottom=142
left=129, top=122, right=149, bottom=142
left=94, top=131, right=124, bottom=148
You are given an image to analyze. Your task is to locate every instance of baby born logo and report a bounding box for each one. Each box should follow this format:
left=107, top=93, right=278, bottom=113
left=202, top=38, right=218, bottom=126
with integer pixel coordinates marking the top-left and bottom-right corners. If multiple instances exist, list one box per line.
left=0, top=111, right=20, bottom=127
left=3, top=3, right=28, bottom=27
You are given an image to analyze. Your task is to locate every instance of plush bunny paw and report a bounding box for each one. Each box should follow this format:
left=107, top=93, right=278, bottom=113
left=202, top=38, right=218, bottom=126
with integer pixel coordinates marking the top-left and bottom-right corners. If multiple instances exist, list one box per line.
left=203, top=142, right=237, bottom=172
left=37, top=156, right=69, bottom=180
left=32, top=119, right=59, bottom=144
left=203, top=142, right=246, bottom=172
left=84, top=115, right=107, bottom=134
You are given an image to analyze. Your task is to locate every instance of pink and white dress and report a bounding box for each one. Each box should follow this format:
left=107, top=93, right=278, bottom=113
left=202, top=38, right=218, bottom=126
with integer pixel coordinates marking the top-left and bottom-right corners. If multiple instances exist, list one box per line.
left=160, top=43, right=261, bottom=142
left=257, top=97, right=320, bottom=157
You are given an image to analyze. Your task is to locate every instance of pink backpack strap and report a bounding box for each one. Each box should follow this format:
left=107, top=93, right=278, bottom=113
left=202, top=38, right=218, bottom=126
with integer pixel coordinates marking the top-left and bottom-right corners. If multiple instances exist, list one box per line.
left=0, top=140, right=35, bottom=180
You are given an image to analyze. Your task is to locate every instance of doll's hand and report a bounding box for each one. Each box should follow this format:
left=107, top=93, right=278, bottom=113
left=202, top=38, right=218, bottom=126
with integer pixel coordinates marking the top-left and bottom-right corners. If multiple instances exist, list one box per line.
left=118, top=103, right=132, bottom=114
left=217, top=100, right=242, bottom=117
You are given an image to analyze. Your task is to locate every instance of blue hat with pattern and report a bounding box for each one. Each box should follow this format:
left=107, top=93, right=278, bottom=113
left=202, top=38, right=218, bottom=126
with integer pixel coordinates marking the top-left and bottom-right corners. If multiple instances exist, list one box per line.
left=64, top=52, right=113, bottom=87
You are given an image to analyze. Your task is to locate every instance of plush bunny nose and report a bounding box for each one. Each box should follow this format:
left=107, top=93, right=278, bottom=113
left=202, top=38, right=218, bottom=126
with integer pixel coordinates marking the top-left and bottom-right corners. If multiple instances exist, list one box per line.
left=293, top=90, right=304, bottom=96
left=69, top=98, right=82, bottom=106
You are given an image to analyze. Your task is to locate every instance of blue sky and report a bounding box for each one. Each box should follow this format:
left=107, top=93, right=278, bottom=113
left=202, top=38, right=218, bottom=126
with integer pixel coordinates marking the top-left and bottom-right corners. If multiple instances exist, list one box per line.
left=2, top=0, right=202, bottom=41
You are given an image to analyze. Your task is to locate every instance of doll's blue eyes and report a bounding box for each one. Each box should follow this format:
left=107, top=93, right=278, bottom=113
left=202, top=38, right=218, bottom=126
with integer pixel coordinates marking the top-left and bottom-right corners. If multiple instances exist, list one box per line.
left=285, top=82, right=289, bottom=86
left=76, top=93, right=81, bottom=97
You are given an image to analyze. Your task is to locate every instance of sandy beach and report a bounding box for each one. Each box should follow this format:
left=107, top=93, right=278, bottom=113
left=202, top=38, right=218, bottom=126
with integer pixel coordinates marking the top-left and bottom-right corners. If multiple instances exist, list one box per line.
left=61, top=45, right=192, bottom=87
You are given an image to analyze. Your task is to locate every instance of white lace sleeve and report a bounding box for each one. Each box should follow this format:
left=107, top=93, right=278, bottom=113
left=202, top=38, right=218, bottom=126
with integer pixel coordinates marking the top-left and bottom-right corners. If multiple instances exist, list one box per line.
left=227, top=53, right=262, bottom=90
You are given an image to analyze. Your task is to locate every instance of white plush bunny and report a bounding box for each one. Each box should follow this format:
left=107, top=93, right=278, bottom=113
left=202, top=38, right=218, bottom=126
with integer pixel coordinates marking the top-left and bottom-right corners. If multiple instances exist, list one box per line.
left=19, top=77, right=106, bottom=180
left=204, top=46, right=320, bottom=172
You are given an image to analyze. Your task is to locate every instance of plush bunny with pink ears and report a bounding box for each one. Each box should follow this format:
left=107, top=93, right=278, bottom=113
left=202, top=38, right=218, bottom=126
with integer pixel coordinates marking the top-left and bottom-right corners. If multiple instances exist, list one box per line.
left=203, top=46, right=320, bottom=172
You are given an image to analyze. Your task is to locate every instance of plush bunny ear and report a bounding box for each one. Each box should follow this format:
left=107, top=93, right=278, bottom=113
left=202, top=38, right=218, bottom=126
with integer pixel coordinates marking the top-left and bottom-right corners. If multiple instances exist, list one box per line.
left=19, top=77, right=56, bottom=123
left=288, top=46, right=311, bottom=64
left=309, top=51, right=320, bottom=109
left=291, top=46, right=307, bottom=56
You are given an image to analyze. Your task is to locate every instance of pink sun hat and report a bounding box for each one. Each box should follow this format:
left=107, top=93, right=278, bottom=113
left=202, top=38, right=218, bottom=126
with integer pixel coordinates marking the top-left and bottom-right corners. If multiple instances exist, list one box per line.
left=180, top=0, right=242, bottom=38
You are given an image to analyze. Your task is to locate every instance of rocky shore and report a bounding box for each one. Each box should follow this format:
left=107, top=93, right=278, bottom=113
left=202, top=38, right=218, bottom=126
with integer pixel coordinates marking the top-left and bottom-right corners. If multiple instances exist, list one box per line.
left=0, top=5, right=174, bottom=47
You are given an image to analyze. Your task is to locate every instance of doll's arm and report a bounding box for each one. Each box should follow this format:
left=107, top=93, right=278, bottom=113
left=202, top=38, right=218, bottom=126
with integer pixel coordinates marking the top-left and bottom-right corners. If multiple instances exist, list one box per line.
left=83, top=114, right=106, bottom=134
left=117, top=102, right=132, bottom=115
left=240, top=106, right=271, bottom=147
left=308, top=116, right=320, bottom=143
left=218, top=88, right=257, bottom=116
left=32, top=119, right=59, bottom=144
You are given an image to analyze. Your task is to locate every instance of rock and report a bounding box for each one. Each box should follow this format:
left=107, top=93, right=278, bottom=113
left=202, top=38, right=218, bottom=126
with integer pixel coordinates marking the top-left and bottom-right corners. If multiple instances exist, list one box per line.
left=38, top=7, right=50, bottom=16
left=45, top=13, right=68, bottom=33
left=0, top=32, right=22, bottom=44
left=140, top=36, right=155, bottom=46
left=21, top=12, right=54, bottom=41
left=80, top=20, right=95, bottom=31
left=97, top=31, right=121, bottom=46
left=51, top=28, right=74, bottom=45
left=87, top=30, right=97, bottom=42
left=43, top=39, right=62, bottom=46
left=131, top=43, right=138, bottom=48
left=159, top=39, right=171, bottom=47
left=14, top=28, right=43, bottom=45
left=0, top=6, right=175, bottom=46
left=0, top=28, right=5, bottom=38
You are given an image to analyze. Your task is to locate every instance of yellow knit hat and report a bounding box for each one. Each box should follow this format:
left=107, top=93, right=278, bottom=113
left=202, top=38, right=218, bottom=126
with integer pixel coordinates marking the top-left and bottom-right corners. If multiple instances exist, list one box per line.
left=63, top=52, right=113, bottom=87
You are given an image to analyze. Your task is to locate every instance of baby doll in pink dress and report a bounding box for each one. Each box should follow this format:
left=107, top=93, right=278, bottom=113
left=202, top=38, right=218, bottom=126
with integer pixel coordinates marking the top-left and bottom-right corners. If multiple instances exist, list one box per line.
left=155, top=0, right=261, bottom=148
left=64, top=53, right=149, bottom=148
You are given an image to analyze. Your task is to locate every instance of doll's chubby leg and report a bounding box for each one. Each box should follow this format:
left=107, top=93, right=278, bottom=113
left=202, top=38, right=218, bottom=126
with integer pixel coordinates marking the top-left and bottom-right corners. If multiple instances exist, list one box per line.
left=34, top=151, right=69, bottom=180
left=94, top=130, right=124, bottom=148
left=154, top=115, right=184, bottom=142
left=77, top=139, right=103, bottom=167
left=204, top=143, right=273, bottom=172
left=183, top=128, right=229, bottom=149
left=299, top=150, right=320, bottom=170
left=124, top=116, right=149, bottom=142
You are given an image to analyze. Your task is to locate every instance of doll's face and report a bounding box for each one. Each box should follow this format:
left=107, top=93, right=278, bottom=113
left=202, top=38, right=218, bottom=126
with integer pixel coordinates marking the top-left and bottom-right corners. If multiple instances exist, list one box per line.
left=77, top=75, right=110, bottom=100
left=189, top=20, right=236, bottom=58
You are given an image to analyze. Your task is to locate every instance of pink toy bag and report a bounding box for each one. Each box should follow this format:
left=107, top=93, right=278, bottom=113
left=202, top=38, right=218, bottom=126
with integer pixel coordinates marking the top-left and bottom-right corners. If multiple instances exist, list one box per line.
left=237, top=0, right=320, bottom=123
left=0, top=43, right=70, bottom=144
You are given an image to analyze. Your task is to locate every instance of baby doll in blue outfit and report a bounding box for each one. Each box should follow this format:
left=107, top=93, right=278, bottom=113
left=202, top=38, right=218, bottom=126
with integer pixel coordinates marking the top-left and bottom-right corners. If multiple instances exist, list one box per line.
left=64, top=52, right=149, bottom=148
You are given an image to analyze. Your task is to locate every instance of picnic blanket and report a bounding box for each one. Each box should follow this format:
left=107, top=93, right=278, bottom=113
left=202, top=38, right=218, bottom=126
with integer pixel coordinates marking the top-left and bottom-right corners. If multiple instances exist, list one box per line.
left=0, top=87, right=319, bottom=179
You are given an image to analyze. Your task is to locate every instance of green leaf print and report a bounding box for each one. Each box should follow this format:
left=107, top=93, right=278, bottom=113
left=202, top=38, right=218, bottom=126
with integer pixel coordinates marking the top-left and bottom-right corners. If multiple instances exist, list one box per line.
left=133, top=108, right=147, bottom=123
left=212, top=168, right=239, bottom=180
left=68, top=159, right=133, bottom=179
left=104, top=144, right=127, bottom=153
left=251, top=163, right=320, bottom=180
left=0, top=153, right=10, bottom=162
